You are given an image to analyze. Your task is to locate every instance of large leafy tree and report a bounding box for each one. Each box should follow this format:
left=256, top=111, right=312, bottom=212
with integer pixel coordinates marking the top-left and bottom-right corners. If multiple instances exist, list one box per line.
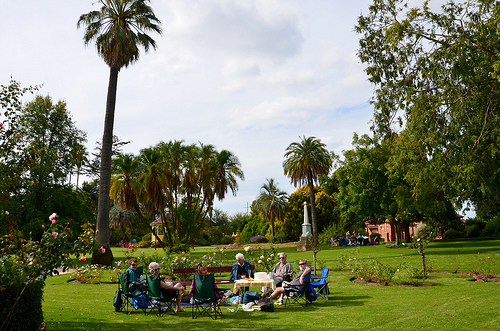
left=355, top=0, right=500, bottom=219
left=78, top=0, right=162, bottom=265
left=20, top=95, right=87, bottom=186
left=283, top=136, right=332, bottom=243
left=255, top=178, right=288, bottom=238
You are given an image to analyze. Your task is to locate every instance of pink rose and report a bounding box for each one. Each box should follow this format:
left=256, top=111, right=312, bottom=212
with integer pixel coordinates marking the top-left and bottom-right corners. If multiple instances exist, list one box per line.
left=101, top=247, right=106, bottom=253
left=5, top=211, right=9, bottom=215
left=51, top=219, right=56, bottom=224
left=52, top=232, right=58, bottom=237
left=81, top=256, right=87, bottom=261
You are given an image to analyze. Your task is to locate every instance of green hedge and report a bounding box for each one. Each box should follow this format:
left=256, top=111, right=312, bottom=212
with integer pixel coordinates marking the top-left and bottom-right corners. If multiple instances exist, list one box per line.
left=0, top=280, right=44, bottom=330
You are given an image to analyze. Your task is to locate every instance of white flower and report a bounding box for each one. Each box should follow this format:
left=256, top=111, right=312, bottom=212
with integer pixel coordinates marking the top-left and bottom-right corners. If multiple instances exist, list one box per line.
left=244, top=246, right=251, bottom=252
left=258, top=260, right=262, bottom=264
left=260, top=255, right=264, bottom=260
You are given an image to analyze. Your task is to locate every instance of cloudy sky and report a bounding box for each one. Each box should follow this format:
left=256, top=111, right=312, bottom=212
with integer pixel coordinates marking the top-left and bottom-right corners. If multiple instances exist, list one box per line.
left=1, top=0, right=381, bottom=215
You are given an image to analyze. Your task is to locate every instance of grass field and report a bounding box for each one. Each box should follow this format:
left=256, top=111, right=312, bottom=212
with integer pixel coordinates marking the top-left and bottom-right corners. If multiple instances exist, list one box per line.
left=42, top=239, right=500, bottom=330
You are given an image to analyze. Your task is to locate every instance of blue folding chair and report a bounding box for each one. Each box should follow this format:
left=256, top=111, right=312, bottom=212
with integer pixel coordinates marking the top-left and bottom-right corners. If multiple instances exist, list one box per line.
left=310, top=267, right=330, bottom=300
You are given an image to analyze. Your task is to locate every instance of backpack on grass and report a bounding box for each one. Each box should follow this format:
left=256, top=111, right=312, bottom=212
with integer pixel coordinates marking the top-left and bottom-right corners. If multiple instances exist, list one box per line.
left=113, top=289, right=123, bottom=311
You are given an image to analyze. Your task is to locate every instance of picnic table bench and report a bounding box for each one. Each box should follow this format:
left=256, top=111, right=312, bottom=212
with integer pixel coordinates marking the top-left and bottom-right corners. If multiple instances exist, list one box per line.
left=172, top=265, right=255, bottom=287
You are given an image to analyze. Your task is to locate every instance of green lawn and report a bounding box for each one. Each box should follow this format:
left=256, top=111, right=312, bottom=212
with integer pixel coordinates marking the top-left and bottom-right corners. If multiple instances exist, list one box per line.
left=43, top=240, right=500, bottom=330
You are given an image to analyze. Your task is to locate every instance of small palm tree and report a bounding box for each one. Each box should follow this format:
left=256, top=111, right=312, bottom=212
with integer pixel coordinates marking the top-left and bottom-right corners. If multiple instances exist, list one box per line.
left=255, top=178, right=288, bottom=238
left=109, top=205, right=135, bottom=242
left=283, top=136, right=332, bottom=244
left=78, top=0, right=162, bottom=265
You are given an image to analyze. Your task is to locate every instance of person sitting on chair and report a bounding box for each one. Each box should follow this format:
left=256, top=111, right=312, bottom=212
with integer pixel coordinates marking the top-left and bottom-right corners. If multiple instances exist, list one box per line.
left=268, top=252, right=293, bottom=287
left=229, top=253, right=253, bottom=281
left=126, top=258, right=146, bottom=291
left=148, top=262, right=186, bottom=313
left=190, top=262, right=220, bottom=310
left=267, top=259, right=311, bottom=305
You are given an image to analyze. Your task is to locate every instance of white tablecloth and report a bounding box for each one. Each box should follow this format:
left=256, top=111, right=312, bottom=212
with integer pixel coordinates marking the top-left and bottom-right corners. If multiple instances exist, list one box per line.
left=233, top=279, right=275, bottom=294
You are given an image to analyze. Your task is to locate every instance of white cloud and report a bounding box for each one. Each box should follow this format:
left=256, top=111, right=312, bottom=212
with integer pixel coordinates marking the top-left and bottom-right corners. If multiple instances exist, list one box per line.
left=0, top=0, right=377, bottom=215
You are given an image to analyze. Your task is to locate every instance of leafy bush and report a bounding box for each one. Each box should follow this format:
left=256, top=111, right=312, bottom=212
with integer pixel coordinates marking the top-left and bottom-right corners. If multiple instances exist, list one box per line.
left=444, top=229, right=463, bottom=239
left=319, top=222, right=345, bottom=244
left=482, top=216, right=500, bottom=237
left=250, top=235, right=268, bottom=243
left=137, top=241, right=150, bottom=248
left=141, top=233, right=152, bottom=243
left=0, top=213, right=95, bottom=330
left=221, top=235, right=233, bottom=245
left=269, top=233, right=287, bottom=244
left=203, top=227, right=224, bottom=244
left=0, top=280, right=44, bottom=331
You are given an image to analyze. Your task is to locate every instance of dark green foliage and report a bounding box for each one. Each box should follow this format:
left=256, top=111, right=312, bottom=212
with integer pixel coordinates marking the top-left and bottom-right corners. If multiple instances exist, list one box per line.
left=482, top=216, right=500, bottom=237
left=0, top=280, right=44, bottom=331
left=355, top=0, right=500, bottom=219
left=445, top=229, right=464, bottom=240
left=239, top=214, right=268, bottom=243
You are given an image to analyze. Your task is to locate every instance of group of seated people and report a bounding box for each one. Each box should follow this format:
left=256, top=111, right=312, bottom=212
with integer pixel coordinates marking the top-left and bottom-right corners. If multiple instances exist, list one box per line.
left=228, top=252, right=311, bottom=306
left=125, top=251, right=312, bottom=310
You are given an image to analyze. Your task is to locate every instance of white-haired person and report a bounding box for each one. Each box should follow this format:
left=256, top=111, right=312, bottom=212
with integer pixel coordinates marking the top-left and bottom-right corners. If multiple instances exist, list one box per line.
left=148, top=262, right=186, bottom=313
left=268, top=259, right=311, bottom=305
left=230, top=253, right=254, bottom=293
left=229, top=253, right=254, bottom=281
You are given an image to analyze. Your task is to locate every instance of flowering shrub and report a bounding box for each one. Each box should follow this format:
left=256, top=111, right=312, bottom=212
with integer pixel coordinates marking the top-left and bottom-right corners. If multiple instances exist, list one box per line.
left=242, top=245, right=278, bottom=272
left=73, top=264, right=104, bottom=284
left=0, top=212, right=95, bottom=329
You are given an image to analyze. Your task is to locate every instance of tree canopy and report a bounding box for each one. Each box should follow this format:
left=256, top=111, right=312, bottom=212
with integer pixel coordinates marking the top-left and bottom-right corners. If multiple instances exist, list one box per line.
left=355, top=0, right=500, bottom=219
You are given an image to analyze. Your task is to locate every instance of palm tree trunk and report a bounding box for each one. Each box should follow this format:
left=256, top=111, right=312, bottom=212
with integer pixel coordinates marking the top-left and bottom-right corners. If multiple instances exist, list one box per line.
left=307, top=173, right=318, bottom=244
left=92, top=64, right=119, bottom=266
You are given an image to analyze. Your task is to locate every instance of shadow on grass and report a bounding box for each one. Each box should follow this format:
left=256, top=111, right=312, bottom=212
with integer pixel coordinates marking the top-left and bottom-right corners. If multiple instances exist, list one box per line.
left=46, top=309, right=287, bottom=331
left=326, top=294, right=371, bottom=307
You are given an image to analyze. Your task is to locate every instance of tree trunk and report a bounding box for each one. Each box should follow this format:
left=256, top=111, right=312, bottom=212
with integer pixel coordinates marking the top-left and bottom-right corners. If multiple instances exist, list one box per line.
left=307, top=174, right=318, bottom=244
left=402, top=220, right=411, bottom=243
left=421, top=253, right=427, bottom=278
left=92, top=65, right=119, bottom=266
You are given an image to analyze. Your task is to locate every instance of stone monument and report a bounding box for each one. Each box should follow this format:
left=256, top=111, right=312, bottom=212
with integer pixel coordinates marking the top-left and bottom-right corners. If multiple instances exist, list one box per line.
left=297, top=201, right=312, bottom=251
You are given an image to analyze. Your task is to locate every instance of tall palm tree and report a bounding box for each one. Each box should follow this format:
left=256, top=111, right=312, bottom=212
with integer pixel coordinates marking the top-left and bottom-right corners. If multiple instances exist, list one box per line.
left=283, top=136, right=332, bottom=244
left=255, top=178, right=288, bottom=238
left=138, top=146, right=171, bottom=247
left=78, top=0, right=162, bottom=265
left=214, top=150, right=245, bottom=201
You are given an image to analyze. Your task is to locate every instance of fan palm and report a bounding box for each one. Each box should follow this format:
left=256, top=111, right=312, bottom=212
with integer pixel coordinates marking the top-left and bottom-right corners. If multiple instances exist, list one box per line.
left=255, top=178, right=288, bottom=238
left=77, top=0, right=161, bottom=265
left=283, top=136, right=332, bottom=243
left=109, top=204, right=135, bottom=242
left=214, top=150, right=245, bottom=201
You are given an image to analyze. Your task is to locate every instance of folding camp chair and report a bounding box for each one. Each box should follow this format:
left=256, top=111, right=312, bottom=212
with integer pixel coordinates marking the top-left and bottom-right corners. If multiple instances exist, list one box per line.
left=191, top=274, right=222, bottom=320
left=283, top=271, right=316, bottom=308
left=310, top=267, right=330, bottom=300
left=118, top=267, right=148, bottom=315
left=146, top=274, right=176, bottom=316
left=283, top=283, right=317, bottom=307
